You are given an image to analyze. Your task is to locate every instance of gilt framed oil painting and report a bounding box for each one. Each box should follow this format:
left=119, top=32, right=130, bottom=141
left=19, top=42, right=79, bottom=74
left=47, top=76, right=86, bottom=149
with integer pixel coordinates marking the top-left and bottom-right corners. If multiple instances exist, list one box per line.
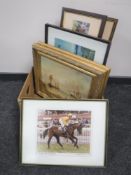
left=33, top=42, right=110, bottom=99
left=32, top=43, right=99, bottom=99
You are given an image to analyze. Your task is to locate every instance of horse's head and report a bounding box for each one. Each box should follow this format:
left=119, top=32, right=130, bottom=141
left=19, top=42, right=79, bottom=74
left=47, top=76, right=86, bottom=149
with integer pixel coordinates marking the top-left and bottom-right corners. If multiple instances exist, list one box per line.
left=71, top=121, right=84, bottom=128
left=75, top=122, right=84, bottom=135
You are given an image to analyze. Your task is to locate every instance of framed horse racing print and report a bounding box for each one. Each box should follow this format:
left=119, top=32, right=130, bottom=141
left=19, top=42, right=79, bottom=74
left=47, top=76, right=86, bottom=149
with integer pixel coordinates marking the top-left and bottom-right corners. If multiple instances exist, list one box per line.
left=20, top=99, right=109, bottom=167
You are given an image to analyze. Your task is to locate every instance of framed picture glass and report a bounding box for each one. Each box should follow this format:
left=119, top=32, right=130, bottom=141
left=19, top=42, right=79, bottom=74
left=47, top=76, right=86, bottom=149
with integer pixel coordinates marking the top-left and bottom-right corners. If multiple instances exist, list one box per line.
left=102, top=17, right=118, bottom=41
left=20, top=99, right=109, bottom=167
left=61, top=7, right=107, bottom=38
left=45, top=24, right=111, bottom=65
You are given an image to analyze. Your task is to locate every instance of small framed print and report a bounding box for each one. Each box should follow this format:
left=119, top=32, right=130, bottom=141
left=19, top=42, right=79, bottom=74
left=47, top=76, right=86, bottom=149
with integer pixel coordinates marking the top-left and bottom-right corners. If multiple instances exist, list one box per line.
left=20, top=99, right=109, bottom=167
left=45, top=24, right=111, bottom=65
left=102, top=17, right=118, bottom=41
left=61, top=7, right=107, bottom=38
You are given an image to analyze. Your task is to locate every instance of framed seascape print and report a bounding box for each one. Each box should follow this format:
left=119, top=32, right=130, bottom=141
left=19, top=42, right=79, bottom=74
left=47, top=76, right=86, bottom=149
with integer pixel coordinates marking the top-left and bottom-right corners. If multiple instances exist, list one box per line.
left=102, top=17, right=118, bottom=41
left=20, top=99, right=109, bottom=167
left=33, top=42, right=111, bottom=98
left=60, top=7, right=107, bottom=38
left=33, top=44, right=98, bottom=99
left=45, top=24, right=111, bottom=65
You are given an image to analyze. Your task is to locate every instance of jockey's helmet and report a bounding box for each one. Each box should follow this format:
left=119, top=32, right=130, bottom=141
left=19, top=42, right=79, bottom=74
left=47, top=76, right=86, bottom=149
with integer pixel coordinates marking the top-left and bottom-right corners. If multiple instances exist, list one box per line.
left=68, top=113, right=72, bottom=117
left=72, top=114, right=77, bottom=119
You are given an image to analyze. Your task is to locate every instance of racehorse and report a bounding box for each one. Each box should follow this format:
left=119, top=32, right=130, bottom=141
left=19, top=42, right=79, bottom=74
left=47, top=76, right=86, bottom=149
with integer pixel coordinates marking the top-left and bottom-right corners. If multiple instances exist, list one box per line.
left=43, top=123, right=83, bottom=149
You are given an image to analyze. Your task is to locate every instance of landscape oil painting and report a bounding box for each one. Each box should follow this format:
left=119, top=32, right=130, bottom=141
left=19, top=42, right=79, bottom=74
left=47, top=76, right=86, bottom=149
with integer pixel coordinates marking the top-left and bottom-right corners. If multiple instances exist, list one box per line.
left=54, top=38, right=95, bottom=61
left=39, top=55, right=93, bottom=99
left=37, top=109, right=91, bottom=153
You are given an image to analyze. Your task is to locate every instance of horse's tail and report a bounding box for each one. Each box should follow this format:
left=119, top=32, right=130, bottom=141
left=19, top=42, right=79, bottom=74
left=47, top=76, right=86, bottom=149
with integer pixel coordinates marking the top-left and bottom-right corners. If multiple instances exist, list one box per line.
left=43, top=128, right=49, bottom=139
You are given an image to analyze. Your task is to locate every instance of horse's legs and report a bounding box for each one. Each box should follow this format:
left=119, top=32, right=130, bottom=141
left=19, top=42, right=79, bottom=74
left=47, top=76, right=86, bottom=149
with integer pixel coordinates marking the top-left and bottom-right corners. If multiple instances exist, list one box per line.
left=72, top=136, right=78, bottom=148
left=47, top=136, right=53, bottom=149
left=68, top=135, right=78, bottom=148
left=55, top=135, right=63, bottom=148
left=68, top=136, right=75, bottom=145
left=66, top=128, right=77, bottom=146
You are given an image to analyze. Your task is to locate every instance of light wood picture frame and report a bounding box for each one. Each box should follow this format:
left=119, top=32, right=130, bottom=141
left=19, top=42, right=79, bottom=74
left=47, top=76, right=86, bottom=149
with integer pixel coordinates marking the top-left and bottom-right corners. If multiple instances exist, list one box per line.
left=33, top=42, right=110, bottom=99
left=20, top=99, right=109, bottom=167
left=60, top=7, right=107, bottom=38
left=33, top=44, right=99, bottom=99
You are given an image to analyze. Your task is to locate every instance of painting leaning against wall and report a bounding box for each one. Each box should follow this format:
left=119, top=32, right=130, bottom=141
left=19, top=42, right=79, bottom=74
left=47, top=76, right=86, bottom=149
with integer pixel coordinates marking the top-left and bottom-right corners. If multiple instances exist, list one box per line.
left=39, top=55, right=93, bottom=99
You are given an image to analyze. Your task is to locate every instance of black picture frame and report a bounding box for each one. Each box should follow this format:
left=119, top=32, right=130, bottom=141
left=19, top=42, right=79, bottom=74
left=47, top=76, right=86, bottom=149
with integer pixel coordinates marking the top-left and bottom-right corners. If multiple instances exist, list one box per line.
left=45, top=23, right=111, bottom=65
left=60, top=7, right=107, bottom=38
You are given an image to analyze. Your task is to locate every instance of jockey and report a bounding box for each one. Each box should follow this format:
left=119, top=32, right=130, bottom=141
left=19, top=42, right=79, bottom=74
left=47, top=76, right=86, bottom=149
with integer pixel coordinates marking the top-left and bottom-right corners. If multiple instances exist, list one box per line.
left=59, top=113, right=72, bottom=132
left=72, top=114, right=77, bottom=122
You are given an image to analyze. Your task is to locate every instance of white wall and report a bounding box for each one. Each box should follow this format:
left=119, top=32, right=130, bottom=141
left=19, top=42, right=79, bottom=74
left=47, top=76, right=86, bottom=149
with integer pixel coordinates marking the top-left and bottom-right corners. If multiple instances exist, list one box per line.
left=0, top=0, right=131, bottom=76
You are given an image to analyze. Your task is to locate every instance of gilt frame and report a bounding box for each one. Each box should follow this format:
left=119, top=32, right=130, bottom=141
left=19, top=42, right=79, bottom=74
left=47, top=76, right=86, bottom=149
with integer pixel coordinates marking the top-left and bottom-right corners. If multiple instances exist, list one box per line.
left=33, top=44, right=98, bottom=99
left=33, top=42, right=110, bottom=99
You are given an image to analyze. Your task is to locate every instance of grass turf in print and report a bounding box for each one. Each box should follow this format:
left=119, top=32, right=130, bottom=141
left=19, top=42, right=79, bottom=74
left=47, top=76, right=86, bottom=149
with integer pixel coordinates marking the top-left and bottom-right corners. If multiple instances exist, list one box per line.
left=37, top=110, right=91, bottom=153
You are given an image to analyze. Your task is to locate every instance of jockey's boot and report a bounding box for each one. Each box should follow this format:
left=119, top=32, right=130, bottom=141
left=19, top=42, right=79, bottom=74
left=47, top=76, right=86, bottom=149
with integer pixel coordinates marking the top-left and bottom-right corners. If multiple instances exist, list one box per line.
left=61, top=127, right=66, bottom=133
left=64, top=127, right=70, bottom=138
left=62, top=127, right=68, bottom=136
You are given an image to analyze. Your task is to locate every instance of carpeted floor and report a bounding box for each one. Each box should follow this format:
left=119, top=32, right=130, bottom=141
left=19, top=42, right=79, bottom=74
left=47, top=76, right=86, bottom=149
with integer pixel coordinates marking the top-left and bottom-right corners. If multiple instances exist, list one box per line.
left=0, top=80, right=131, bottom=175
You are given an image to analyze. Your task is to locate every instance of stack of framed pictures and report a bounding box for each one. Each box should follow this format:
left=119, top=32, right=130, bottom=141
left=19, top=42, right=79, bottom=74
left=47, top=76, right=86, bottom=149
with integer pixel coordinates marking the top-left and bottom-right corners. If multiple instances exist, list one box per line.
left=18, top=7, right=118, bottom=167
left=19, top=41, right=111, bottom=167
left=32, top=42, right=110, bottom=99
left=44, top=9, right=118, bottom=65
